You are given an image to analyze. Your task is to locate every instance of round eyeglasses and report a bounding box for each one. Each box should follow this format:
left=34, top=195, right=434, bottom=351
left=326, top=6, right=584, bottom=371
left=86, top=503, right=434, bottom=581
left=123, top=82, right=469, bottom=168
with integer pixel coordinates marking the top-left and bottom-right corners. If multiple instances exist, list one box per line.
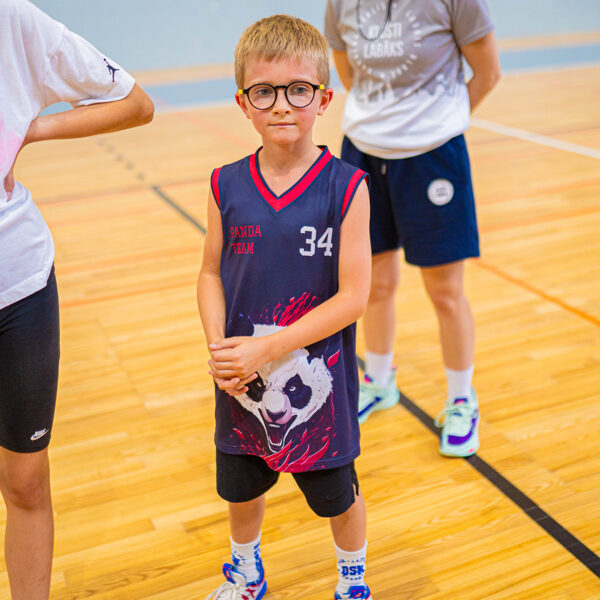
left=238, top=81, right=328, bottom=110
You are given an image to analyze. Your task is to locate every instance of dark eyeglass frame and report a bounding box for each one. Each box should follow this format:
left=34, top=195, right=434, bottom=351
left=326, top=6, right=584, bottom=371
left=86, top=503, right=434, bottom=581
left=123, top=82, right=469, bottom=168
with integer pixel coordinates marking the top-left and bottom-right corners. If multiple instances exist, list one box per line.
left=237, top=81, right=328, bottom=110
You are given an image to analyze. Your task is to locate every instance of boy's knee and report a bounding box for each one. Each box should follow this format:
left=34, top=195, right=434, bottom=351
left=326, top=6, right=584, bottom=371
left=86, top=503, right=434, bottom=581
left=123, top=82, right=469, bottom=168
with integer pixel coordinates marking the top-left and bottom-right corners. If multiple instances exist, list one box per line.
left=295, top=462, right=358, bottom=518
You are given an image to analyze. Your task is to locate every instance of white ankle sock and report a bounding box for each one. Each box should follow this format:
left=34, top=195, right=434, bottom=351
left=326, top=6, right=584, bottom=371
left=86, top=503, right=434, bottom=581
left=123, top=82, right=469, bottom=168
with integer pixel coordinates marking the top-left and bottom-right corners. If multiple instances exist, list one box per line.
left=365, top=351, right=393, bottom=387
left=231, top=534, right=262, bottom=583
left=445, top=366, right=475, bottom=405
left=334, top=541, right=367, bottom=594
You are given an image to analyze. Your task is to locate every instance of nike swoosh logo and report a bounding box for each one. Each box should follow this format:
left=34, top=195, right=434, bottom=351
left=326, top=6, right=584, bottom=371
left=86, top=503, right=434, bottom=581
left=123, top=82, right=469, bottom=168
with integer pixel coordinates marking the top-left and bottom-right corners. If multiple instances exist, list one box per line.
left=30, top=429, right=49, bottom=441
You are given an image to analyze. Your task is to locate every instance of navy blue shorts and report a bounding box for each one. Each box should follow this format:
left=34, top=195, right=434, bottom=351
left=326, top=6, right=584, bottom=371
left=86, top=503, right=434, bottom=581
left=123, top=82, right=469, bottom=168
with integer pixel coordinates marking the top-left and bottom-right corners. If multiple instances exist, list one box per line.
left=0, top=268, right=59, bottom=453
left=341, top=135, right=480, bottom=267
left=216, top=449, right=359, bottom=518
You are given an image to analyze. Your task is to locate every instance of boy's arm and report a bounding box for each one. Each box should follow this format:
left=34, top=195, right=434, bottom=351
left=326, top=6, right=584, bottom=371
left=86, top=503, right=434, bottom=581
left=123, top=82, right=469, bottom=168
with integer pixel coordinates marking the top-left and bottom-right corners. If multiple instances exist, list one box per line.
left=210, top=180, right=371, bottom=380
left=197, top=189, right=256, bottom=395
left=197, top=189, right=226, bottom=347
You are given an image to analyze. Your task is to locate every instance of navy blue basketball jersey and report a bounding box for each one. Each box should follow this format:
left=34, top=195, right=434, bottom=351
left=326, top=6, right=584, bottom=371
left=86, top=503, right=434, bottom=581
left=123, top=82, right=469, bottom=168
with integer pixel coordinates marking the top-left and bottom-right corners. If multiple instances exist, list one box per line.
left=210, top=146, right=367, bottom=473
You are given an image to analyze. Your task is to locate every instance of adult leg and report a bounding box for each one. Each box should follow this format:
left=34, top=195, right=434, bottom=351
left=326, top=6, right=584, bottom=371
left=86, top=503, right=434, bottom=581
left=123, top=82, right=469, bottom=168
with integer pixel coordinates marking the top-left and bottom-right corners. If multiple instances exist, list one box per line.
left=358, top=250, right=401, bottom=423
left=422, top=260, right=479, bottom=457
left=420, top=260, right=474, bottom=371
left=363, top=249, right=400, bottom=357
left=0, top=271, right=58, bottom=599
left=0, top=448, right=53, bottom=600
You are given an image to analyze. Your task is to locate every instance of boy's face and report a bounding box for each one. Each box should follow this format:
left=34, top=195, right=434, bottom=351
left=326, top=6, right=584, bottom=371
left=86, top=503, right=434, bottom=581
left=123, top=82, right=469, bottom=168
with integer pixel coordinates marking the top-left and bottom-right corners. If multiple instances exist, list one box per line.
left=236, top=56, right=333, bottom=147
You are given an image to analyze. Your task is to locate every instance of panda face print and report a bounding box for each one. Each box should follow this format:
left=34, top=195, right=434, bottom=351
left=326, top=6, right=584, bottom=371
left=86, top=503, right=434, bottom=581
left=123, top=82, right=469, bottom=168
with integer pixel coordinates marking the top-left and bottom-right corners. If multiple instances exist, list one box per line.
left=283, top=374, right=312, bottom=410
left=246, top=373, right=266, bottom=402
left=233, top=323, right=333, bottom=453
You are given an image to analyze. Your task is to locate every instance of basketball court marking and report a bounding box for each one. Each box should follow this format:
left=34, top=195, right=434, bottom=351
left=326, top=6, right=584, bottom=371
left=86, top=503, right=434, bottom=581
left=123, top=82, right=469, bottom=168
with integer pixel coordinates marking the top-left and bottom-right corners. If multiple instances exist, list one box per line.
left=148, top=178, right=600, bottom=581
left=152, top=185, right=206, bottom=234
left=471, top=117, right=600, bottom=160
left=390, top=383, right=600, bottom=579
left=477, top=259, right=600, bottom=328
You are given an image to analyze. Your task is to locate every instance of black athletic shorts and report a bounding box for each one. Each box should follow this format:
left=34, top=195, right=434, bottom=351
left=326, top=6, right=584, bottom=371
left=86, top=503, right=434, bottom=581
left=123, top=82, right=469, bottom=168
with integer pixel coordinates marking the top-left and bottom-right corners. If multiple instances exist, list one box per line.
left=0, top=267, right=60, bottom=453
left=216, top=449, right=359, bottom=518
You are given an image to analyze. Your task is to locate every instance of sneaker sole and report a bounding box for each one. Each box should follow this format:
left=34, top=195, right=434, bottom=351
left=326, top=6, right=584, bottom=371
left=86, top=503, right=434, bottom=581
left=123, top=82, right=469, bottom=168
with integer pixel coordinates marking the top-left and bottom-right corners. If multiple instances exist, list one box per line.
left=440, top=440, right=479, bottom=457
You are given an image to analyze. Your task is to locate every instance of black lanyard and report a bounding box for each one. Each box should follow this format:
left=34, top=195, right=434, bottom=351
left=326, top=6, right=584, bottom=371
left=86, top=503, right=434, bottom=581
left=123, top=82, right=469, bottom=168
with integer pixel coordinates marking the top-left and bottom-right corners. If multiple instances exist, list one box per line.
left=356, top=0, right=393, bottom=41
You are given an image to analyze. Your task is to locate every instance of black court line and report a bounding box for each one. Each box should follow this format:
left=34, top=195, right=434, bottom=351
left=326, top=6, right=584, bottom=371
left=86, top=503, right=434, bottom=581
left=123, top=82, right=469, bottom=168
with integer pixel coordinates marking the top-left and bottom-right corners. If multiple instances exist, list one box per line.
left=151, top=185, right=207, bottom=234
left=357, top=357, right=600, bottom=578
left=155, top=186, right=600, bottom=579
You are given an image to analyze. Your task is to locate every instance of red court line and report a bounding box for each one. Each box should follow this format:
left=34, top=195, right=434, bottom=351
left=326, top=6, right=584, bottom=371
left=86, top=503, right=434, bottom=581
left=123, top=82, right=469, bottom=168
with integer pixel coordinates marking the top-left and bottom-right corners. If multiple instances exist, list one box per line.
left=479, top=203, right=600, bottom=233
left=476, top=259, right=600, bottom=328
left=153, top=94, right=255, bottom=151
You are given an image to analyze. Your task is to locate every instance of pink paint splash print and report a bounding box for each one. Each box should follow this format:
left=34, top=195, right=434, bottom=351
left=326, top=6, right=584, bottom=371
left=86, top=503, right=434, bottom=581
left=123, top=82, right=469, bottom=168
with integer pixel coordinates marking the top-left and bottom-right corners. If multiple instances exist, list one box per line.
left=273, top=292, right=320, bottom=327
left=0, top=116, right=24, bottom=201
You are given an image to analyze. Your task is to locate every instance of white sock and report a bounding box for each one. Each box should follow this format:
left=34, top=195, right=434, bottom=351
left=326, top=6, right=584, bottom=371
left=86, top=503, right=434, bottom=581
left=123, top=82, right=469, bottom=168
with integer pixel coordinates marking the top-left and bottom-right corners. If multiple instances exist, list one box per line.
left=445, top=366, right=475, bottom=405
left=231, top=534, right=262, bottom=583
left=334, top=541, right=367, bottom=594
left=365, top=351, right=393, bottom=387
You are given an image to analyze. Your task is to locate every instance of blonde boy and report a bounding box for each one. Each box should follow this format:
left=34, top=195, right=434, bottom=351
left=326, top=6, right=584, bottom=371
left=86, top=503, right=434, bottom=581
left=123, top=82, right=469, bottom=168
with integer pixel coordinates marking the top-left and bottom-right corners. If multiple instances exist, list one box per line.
left=198, top=15, right=372, bottom=599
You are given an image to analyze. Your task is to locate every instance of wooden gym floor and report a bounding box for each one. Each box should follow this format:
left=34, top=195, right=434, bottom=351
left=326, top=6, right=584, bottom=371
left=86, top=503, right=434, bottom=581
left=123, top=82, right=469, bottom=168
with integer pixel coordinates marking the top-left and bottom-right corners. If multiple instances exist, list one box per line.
left=3, top=51, right=600, bottom=599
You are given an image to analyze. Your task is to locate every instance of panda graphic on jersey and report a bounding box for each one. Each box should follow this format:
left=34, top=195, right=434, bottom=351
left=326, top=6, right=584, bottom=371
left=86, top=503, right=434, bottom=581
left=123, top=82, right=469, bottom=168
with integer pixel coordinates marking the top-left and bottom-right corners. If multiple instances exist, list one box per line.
left=226, top=313, right=341, bottom=472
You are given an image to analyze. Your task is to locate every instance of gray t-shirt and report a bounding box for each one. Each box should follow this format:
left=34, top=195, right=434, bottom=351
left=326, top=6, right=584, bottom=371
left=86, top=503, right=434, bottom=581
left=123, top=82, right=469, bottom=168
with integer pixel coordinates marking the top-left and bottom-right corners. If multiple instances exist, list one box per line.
left=325, top=0, right=493, bottom=158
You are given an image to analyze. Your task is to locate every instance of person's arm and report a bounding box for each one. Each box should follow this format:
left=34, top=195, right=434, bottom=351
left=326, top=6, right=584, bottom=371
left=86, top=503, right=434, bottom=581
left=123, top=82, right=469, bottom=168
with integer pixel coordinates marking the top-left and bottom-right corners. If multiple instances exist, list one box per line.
left=209, top=180, right=371, bottom=381
left=4, top=84, right=153, bottom=198
left=332, top=49, right=354, bottom=92
left=24, top=83, right=153, bottom=145
left=461, top=31, right=501, bottom=113
left=197, top=189, right=257, bottom=395
left=197, top=189, right=226, bottom=347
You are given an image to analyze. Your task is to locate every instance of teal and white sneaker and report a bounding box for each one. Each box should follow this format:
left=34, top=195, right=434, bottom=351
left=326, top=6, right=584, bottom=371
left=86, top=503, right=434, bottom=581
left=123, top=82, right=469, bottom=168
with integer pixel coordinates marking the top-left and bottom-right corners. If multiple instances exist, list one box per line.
left=434, top=389, right=479, bottom=457
left=358, top=370, right=400, bottom=425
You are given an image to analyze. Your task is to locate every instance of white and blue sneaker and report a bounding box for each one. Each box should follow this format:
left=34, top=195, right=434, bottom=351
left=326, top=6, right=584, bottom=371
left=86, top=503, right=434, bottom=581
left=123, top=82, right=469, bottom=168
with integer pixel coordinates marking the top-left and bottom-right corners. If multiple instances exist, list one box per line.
left=206, top=562, right=267, bottom=600
left=434, top=389, right=479, bottom=457
left=358, top=370, right=400, bottom=425
left=335, top=585, right=373, bottom=599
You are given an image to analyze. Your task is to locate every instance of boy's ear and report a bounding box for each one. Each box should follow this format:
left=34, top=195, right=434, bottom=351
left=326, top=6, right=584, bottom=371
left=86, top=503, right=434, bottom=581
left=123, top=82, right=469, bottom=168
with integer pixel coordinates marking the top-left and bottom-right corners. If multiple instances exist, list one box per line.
left=235, top=92, right=252, bottom=120
left=317, top=87, right=334, bottom=116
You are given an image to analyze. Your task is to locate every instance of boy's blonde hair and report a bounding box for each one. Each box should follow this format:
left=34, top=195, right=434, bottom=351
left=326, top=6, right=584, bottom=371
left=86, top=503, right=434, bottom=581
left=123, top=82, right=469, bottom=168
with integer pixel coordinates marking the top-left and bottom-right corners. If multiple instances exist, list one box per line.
left=235, top=14, right=330, bottom=89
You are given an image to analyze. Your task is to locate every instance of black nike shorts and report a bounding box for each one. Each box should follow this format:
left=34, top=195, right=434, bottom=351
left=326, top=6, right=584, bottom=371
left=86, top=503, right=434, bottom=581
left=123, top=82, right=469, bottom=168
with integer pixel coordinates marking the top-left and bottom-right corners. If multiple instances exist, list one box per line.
left=0, top=267, right=60, bottom=453
left=216, top=449, right=359, bottom=518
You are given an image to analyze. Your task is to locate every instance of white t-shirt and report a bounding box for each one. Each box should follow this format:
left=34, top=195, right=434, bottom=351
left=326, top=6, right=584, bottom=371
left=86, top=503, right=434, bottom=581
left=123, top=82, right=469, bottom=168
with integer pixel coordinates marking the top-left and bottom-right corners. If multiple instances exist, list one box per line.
left=325, top=0, right=493, bottom=159
left=0, top=0, right=135, bottom=309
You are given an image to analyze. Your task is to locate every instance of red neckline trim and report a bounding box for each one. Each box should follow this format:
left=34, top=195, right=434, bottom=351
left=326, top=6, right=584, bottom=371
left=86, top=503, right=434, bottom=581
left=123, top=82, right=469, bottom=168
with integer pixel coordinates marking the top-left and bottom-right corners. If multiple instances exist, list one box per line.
left=248, top=147, right=332, bottom=212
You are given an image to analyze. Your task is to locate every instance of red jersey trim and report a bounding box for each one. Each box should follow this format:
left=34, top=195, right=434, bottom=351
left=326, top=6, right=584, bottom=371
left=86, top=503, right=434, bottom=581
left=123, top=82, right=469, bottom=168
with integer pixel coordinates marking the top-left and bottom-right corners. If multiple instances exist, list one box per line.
left=249, top=147, right=333, bottom=212
left=341, top=170, right=367, bottom=220
left=211, top=167, right=222, bottom=207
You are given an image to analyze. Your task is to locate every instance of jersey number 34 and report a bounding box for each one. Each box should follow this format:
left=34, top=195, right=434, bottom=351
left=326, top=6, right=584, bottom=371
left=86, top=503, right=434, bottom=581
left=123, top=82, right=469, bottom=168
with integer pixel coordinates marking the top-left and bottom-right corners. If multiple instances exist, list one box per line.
left=299, top=226, right=333, bottom=257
